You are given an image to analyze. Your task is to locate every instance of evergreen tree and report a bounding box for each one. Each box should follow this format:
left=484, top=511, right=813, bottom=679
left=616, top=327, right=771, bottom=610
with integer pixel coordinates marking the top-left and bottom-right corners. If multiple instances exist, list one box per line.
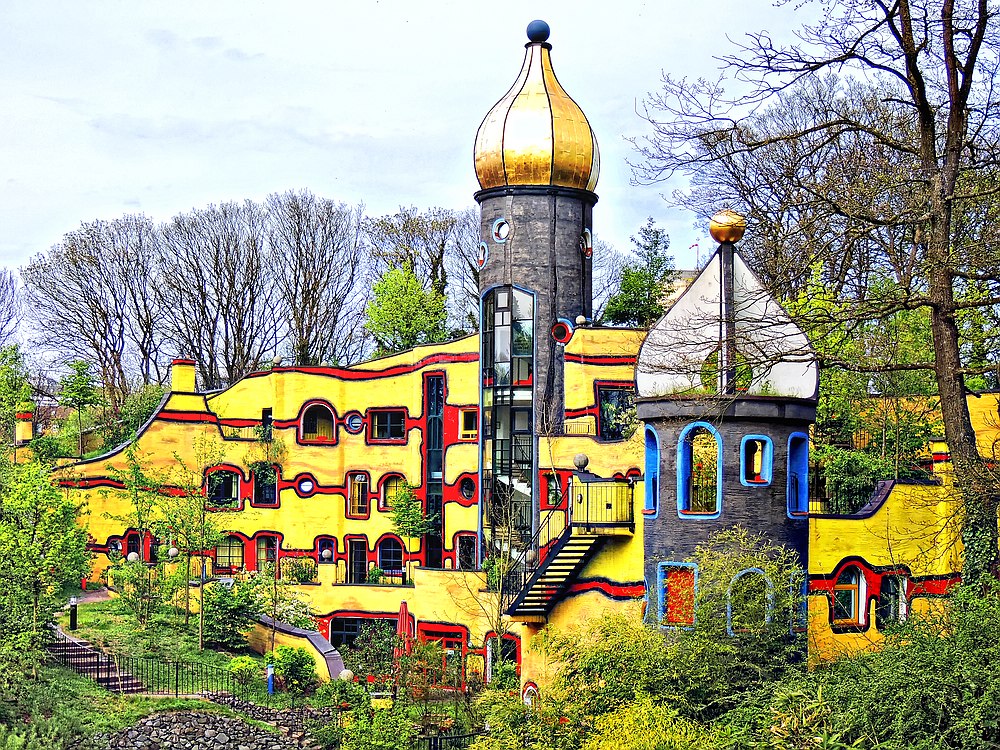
left=602, top=218, right=676, bottom=328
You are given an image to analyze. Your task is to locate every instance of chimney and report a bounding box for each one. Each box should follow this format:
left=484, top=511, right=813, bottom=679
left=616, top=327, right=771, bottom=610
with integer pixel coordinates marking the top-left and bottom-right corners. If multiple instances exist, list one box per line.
left=170, top=359, right=197, bottom=393
left=15, top=405, right=33, bottom=445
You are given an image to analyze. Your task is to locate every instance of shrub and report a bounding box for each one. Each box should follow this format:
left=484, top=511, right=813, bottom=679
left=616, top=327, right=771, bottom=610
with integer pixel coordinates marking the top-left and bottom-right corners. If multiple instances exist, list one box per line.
left=203, top=579, right=262, bottom=651
left=367, top=566, right=384, bottom=584
left=268, top=645, right=316, bottom=694
left=228, top=655, right=261, bottom=685
left=315, top=678, right=372, bottom=711
left=341, top=706, right=417, bottom=750
left=489, top=660, right=519, bottom=691
left=582, top=698, right=719, bottom=750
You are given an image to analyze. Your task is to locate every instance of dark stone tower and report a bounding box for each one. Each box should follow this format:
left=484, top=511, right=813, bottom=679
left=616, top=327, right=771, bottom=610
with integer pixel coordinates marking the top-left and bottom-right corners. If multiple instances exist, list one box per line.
left=473, top=20, right=599, bottom=546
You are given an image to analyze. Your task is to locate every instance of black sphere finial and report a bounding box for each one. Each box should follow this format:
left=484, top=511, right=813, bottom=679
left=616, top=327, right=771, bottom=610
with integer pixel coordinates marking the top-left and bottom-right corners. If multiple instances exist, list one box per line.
left=526, top=19, right=550, bottom=43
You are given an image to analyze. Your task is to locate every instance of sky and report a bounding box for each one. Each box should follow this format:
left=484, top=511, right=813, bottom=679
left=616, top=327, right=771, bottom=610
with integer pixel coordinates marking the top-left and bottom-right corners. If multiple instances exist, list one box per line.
left=0, top=1, right=803, bottom=272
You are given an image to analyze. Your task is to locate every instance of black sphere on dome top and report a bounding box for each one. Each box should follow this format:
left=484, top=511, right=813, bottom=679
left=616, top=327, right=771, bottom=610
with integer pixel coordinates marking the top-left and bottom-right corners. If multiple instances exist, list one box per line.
left=526, top=19, right=550, bottom=42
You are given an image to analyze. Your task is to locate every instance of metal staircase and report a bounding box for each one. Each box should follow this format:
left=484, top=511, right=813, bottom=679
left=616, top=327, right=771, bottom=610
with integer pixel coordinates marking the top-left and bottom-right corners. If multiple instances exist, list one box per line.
left=501, top=475, right=635, bottom=622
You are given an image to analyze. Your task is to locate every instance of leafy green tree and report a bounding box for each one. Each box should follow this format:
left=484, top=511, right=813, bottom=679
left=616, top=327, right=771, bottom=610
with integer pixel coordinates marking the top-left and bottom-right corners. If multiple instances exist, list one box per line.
left=157, top=435, right=231, bottom=649
left=602, top=218, right=676, bottom=328
left=390, top=481, right=437, bottom=566
left=365, top=264, right=448, bottom=355
left=102, top=448, right=170, bottom=628
left=98, top=383, right=167, bottom=450
left=57, top=360, right=101, bottom=458
left=0, top=345, right=32, bottom=448
left=0, top=461, right=90, bottom=695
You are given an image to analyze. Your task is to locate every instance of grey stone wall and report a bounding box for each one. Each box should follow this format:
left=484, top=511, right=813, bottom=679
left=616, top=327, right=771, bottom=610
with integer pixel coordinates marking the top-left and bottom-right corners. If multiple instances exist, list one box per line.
left=639, top=397, right=814, bottom=597
left=93, top=711, right=302, bottom=750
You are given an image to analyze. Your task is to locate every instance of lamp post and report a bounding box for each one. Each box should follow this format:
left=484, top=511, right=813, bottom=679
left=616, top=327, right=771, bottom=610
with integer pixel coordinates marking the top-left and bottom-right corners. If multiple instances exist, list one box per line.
left=69, top=596, right=78, bottom=631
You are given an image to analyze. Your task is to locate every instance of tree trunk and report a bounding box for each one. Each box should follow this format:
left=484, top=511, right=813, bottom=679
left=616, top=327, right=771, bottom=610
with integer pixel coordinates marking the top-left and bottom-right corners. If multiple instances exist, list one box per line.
left=926, top=200, right=998, bottom=583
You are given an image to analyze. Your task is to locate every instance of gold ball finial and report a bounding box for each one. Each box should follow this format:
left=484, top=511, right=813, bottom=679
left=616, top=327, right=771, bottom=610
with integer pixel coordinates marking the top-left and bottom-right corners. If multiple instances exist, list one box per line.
left=709, top=209, right=746, bottom=244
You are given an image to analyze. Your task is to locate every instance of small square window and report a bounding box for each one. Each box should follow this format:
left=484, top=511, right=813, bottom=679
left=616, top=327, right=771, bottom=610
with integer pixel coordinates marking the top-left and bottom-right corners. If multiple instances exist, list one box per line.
left=207, top=470, right=239, bottom=507
left=256, top=536, right=279, bottom=570
left=460, top=409, right=479, bottom=441
left=740, top=436, right=773, bottom=486
left=253, top=466, right=278, bottom=505
left=876, top=575, right=908, bottom=630
left=371, top=410, right=406, bottom=441
left=597, top=386, right=636, bottom=441
left=457, top=536, right=478, bottom=570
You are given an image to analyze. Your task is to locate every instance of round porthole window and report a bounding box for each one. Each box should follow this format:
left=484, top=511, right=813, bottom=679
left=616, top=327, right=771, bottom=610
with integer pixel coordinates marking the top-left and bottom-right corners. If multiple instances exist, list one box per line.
left=477, top=242, right=489, bottom=270
left=492, top=218, right=511, bottom=243
left=344, top=412, right=363, bottom=434
left=551, top=320, right=574, bottom=344
left=298, top=478, right=315, bottom=495
left=459, top=477, right=476, bottom=500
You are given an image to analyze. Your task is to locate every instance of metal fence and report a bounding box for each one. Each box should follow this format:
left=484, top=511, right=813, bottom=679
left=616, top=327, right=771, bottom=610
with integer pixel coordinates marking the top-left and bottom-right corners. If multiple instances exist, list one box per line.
left=412, top=732, right=481, bottom=750
left=48, top=629, right=268, bottom=703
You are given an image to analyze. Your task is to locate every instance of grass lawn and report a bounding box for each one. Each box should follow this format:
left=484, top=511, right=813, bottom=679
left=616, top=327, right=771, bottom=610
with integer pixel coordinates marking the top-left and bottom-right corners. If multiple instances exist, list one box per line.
left=57, top=598, right=261, bottom=669
left=1, top=665, right=279, bottom=743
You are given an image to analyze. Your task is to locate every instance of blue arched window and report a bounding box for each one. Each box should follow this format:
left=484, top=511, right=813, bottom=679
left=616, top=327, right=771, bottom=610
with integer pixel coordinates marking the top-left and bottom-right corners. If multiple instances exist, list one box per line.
left=727, top=568, right=774, bottom=635
left=677, top=422, right=722, bottom=518
left=787, top=433, right=809, bottom=516
left=644, top=427, right=660, bottom=516
left=740, top=435, right=773, bottom=486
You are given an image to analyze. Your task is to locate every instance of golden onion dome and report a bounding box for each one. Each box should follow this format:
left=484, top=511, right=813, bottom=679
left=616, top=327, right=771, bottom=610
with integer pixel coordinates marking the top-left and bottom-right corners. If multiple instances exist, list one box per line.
left=474, top=20, right=600, bottom=193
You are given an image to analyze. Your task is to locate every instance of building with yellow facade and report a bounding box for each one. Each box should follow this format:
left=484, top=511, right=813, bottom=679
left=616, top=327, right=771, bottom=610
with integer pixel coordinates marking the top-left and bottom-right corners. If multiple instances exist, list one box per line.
left=30, top=19, right=985, bottom=690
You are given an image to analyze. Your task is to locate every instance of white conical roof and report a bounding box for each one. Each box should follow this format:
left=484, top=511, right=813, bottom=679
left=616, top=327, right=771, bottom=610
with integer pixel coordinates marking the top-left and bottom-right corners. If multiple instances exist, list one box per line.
left=636, top=249, right=818, bottom=400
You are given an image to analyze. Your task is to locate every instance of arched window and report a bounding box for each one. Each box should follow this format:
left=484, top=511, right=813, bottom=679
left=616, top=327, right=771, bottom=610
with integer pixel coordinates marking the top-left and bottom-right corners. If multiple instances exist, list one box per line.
left=644, top=427, right=660, bottom=515
left=377, top=537, right=404, bottom=572
left=216, top=536, right=244, bottom=570
left=677, top=423, right=722, bottom=516
left=833, top=566, right=865, bottom=625
left=381, top=475, right=405, bottom=510
left=301, top=403, right=335, bottom=443
left=727, top=568, right=774, bottom=635
left=787, top=433, right=809, bottom=515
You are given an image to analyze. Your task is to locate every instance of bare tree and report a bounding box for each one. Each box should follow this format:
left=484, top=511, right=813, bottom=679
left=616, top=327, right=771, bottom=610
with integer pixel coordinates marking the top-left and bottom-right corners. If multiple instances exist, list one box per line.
left=266, top=190, right=369, bottom=366
left=21, top=215, right=164, bottom=410
left=365, top=206, right=454, bottom=295
left=634, top=0, right=1000, bottom=580
left=592, top=238, right=627, bottom=322
left=0, top=270, right=21, bottom=345
left=444, top=208, right=483, bottom=332
left=159, top=201, right=282, bottom=390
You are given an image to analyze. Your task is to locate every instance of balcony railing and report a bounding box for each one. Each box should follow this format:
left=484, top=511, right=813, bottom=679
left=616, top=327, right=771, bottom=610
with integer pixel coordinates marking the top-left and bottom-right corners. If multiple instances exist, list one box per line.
left=569, top=478, right=635, bottom=531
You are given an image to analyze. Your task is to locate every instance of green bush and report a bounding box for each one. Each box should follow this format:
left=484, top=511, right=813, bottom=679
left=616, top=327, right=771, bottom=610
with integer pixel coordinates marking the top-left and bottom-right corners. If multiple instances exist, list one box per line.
left=268, top=645, right=316, bottom=694
left=489, top=660, right=519, bottom=691
left=341, top=706, right=417, bottom=750
left=315, top=677, right=372, bottom=711
left=202, top=580, right=262, bottom=651
left=228, top=655, right=261, bottom=685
